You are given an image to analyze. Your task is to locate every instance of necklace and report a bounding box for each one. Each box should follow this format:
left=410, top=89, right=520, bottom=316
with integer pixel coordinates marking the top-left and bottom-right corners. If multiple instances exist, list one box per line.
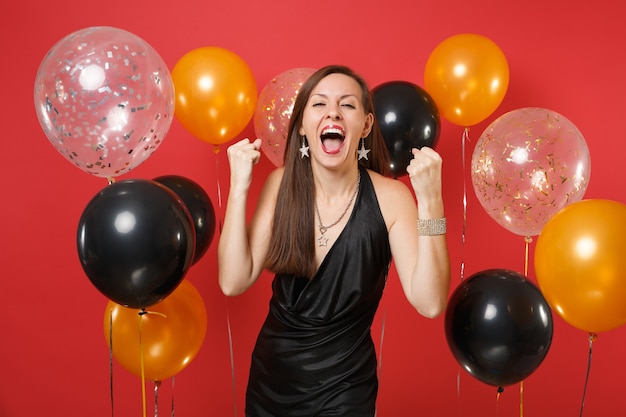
left=314, top=172, right=361, bottom=247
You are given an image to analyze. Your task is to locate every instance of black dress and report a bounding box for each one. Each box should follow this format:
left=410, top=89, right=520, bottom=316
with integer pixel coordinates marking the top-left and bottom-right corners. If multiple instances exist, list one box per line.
left=246, top=168, right=392, bottom=417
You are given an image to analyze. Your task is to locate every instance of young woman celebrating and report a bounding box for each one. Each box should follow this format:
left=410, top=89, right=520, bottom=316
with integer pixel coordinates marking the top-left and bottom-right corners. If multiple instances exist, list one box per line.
left=218, top=65, right=450, bottom=416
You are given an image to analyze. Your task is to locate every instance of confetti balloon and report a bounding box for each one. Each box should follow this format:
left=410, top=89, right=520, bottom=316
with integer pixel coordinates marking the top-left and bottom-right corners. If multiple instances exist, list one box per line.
left=254, top=67, right=316, bottom=167
left=34, top=26, right=175, bottom=179
left=471, top=107, right=590, bottom=237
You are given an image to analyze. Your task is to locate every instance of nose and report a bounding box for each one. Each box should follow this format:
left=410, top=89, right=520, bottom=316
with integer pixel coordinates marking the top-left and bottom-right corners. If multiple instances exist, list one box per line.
left=327, top=108, right=341, bottom=120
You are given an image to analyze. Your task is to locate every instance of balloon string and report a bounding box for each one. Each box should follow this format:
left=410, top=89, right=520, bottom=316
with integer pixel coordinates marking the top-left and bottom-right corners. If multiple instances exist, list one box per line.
left=519, top=381, right=524, bottom=417
left=215, top=148, right=224, bottom=233
left=109, top=310, right=115, bottom=417
left=460, top=128, right=469, bottom=281
left=457, top=370, right=461, bottom=415
left=520, top=236, right=531, bottom=417
left=377, top=306, right=386, bottom=377
left=496, top=387, right=504, bottom=417
left=580, top=333, right=597, bottom=417
left=524, top=236, right=532, bottom=276
left=225, top=297, right=238, bottom=416
left=154, top=381, right=161, bottom=417
left=137, top=310, right=167, bottom=417
left=215, top=149, right=237, bottom=417
left=171, top=376, right=175, bottom=417
left=139, top=310, right=147, bottom=417
left=456, top=128, right=470, bottom=416
left=373, top=305, right=386, bottom=417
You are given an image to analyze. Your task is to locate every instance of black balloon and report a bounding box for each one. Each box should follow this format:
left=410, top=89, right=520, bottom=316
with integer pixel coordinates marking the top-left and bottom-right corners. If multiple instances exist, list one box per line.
left=77, top=179, right=195, bottom=309
left=372, top=81, right=441, bottom=178
left=154, top=175, right=216, bottom=265
left=444, top=269, right=553, bottom=388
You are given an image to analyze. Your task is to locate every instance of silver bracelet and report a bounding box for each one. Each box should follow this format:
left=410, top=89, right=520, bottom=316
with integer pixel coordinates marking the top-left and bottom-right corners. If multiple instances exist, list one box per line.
left=417, top=218, right=447, bottom=236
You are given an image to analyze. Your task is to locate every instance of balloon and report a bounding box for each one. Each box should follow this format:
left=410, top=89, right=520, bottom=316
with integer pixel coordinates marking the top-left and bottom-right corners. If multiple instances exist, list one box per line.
left=104, top=279, right=207, bottom=381
left=77, top=179, right=195, bottom=308
left=153, top=175, right=216, bottom=265
left=445, top=269, right=553, bottom=387
left=372, top=81, right=441, bottom=178
left=424, top=33, right=509, bottom=127
left=171, top=47, right=257, bottom=146
left=535, top=199, right=626, bottom=333
left=471, top=107, right=590, bottom=237
left=254, top=67, right=316, bottom=167
left=34, top=26, right=175, bottom=178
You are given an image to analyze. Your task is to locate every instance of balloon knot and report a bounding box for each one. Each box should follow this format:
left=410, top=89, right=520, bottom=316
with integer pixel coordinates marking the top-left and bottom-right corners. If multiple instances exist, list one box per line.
left=139, top=309, right=167, bottom=318
left=498, top=386, right=504, bottom=393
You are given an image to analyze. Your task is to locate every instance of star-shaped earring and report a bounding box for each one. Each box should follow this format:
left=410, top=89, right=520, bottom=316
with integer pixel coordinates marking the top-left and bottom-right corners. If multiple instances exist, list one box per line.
left=300, top=143, right=309, bottom=158
left=358, top=139, right=370, bottom=161
left=300, top=136, right=309, bottom=158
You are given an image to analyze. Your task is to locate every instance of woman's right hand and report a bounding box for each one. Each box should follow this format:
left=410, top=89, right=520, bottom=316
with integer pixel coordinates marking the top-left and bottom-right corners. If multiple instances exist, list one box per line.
left=226, top=138, right=262, bottom=193
left=219, top=137, right=271, bottom=296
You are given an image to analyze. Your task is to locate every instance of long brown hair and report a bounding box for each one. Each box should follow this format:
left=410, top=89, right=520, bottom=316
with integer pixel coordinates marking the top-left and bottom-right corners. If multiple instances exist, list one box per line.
left=264, top=65, right=390, bottom=278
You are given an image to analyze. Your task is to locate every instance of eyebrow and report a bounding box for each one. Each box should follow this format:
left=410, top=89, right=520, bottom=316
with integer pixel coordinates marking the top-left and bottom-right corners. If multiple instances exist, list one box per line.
left=311, top=93, right=358, bottom=100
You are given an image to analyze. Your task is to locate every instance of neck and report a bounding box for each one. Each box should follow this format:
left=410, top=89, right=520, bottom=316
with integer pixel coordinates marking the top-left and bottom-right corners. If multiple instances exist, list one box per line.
left=313, top=170, right=361, bottom=247
left=313, top=165, right=360, bottom=203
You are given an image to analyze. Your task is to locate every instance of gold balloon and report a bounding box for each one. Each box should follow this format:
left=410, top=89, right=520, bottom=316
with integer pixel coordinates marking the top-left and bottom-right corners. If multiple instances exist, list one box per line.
left=535, top=199, right=626, bottom=333
left=103, top=279, right=207, bottom=381
left=424, top=33, right=509, bottom=127
left=172, top=46, right=257, bottom=145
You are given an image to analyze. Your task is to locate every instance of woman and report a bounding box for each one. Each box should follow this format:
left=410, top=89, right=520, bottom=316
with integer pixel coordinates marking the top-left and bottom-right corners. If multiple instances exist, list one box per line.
left=218, top=65, right=450, bottom=416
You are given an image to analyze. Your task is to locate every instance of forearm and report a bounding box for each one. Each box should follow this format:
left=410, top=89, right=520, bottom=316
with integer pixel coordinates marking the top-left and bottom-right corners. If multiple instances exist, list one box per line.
left=410, top=234, right=451, bottom=318
left=218, top=138, right=265, bottom=296
left=402, top=146, right=450, bottom=317
left=217, top=189, right=256, bottom=296
left=411, top=197, right=450, bottom=317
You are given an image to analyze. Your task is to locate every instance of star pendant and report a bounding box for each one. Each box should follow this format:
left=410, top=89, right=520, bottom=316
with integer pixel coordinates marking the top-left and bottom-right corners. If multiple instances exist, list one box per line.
left=299, top=143, right=310, bottom=158
left=317, top=234, right=329, bottom=247
left=358, top=142, right=370, bottom=160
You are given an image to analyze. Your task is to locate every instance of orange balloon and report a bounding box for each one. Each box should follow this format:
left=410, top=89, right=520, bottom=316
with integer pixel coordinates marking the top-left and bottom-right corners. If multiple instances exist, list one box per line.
left=534, top=199, right=626, bottom=333
left=171, top=46, right=257, bottom=145
left=103, top=279, right=207, bottom=381
left=424, top=33, right=509, bottom=127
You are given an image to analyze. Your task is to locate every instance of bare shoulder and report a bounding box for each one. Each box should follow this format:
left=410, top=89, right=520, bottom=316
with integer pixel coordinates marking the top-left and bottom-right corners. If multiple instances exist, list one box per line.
left=367, top=169, right=413, bottom=200
left=261, top=167, right=284, bottom=195
left=366, top=169, right=416, bottom=227
left=251, top=167, right=284, bottom=229
left=267, top=166, right=285, bottom=182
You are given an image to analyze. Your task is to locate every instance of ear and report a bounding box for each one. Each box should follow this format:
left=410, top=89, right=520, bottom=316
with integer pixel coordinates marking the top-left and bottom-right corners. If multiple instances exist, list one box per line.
left=298, top=126, right=305, bottom=136
left=362, top=113, right=374, bottom=138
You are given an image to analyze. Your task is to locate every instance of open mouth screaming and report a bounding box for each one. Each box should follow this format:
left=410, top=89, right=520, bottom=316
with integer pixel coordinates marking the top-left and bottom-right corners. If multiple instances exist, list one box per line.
left=320, top=126, right=345, bottom=155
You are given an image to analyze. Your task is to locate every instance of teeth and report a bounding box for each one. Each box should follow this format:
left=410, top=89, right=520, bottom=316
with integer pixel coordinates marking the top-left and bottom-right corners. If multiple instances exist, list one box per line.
left=321, top=127, right=344, bottom=136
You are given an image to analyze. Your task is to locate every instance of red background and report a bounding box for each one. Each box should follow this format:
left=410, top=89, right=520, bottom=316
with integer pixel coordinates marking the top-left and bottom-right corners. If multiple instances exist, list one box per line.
left=2, top=1, right=626, bottom=416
